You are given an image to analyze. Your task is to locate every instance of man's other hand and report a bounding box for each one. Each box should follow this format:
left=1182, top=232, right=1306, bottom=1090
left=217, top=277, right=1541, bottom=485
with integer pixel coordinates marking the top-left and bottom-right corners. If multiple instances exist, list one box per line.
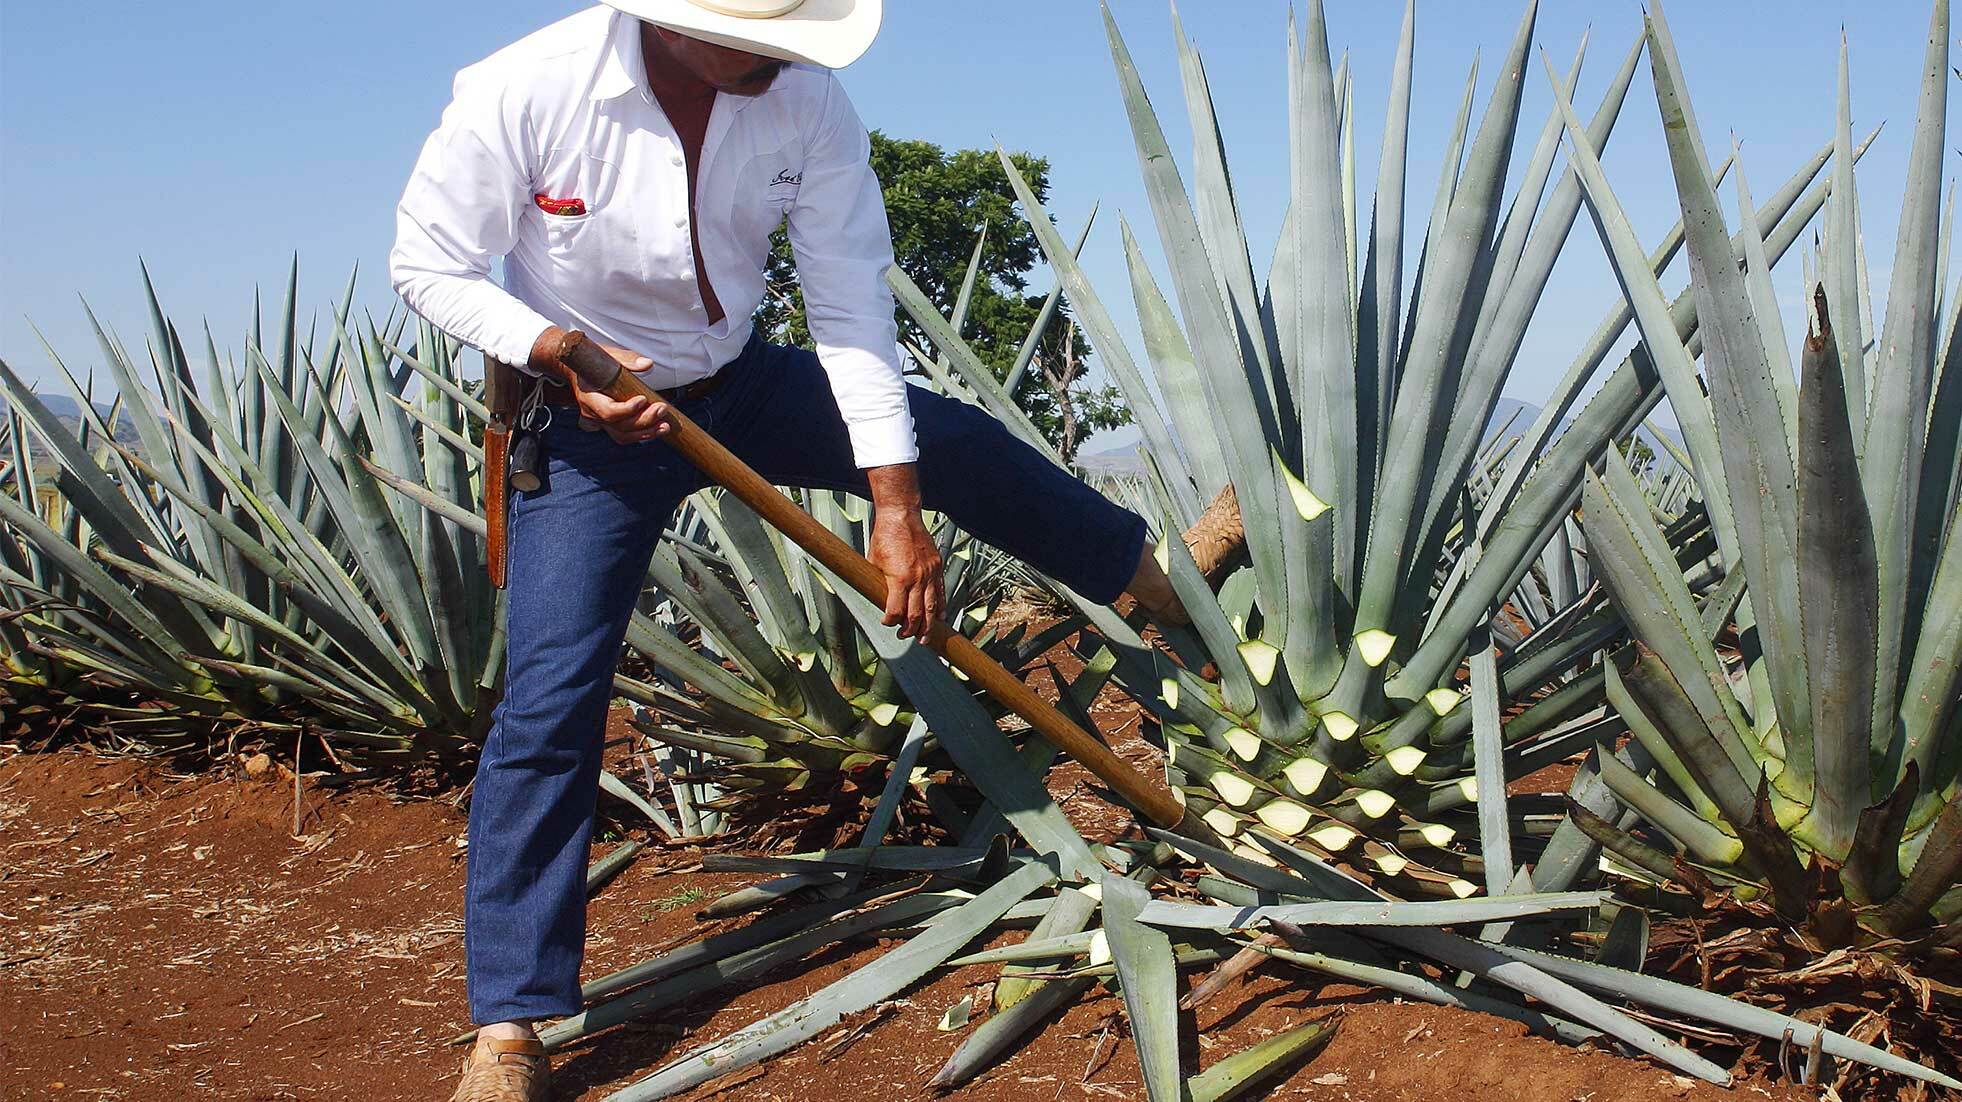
left=865, top=465, right=943, bottom=641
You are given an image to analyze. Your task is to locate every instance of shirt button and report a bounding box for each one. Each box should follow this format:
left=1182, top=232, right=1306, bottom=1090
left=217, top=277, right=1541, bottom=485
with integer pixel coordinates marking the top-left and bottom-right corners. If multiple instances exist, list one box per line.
left=674, top=216, right=687, bottom=228
left=671, top=154, right=684, bottom=167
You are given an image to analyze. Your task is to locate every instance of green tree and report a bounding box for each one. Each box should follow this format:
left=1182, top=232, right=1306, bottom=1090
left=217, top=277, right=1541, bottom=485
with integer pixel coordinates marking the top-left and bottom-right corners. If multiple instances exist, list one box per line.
left=755, top=133, right=1128, bottom=463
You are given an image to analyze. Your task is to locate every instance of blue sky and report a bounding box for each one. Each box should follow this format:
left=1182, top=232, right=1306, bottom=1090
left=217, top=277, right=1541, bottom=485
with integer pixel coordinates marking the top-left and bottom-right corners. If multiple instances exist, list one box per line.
left=2, top=0, right=1953, bottom=437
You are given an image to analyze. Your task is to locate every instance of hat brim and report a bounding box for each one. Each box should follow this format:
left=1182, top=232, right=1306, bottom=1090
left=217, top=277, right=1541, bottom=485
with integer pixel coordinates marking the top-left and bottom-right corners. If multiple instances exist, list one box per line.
left=603, top=0, right=882, bottom=69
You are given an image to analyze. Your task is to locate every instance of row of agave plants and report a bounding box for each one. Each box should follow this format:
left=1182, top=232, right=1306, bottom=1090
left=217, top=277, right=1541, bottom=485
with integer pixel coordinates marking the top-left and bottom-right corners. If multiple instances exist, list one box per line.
left=0, top=1, right=1956, bottom=1099
left=0, top=256, right=1061, bottom=841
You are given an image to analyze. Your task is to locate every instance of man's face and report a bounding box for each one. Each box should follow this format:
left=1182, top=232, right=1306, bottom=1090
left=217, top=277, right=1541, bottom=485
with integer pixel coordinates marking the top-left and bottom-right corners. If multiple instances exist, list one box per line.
left=654, top=27, right=784, bottom=95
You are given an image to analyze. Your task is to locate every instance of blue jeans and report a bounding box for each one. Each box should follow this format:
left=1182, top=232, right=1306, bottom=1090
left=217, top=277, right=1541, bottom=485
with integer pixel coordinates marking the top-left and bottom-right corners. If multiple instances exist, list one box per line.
left=465, top=336, right=1148, bottom=1024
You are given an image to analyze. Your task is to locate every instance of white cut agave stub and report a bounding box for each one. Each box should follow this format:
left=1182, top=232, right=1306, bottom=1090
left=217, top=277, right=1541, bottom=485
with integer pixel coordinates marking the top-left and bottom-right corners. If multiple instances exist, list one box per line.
left=1254, top=798, right=1314, bottom=836
left=1237, top=639, right=1282, bottom=685
left=1225, top=727, right=1263, bottom=761
left=1425, top=688, right=1463, bottom=716
left=1354, top=789, right=1397, bottom=818
left=1284, top=755, right=1329, bottom=795
left=1308, top=823, right=1360, bottom=852
left=1087, top=928, right=1112, bottom=968
left=1278, top=455, right=1333, bottom=520
left=1355, top=630, right=1397, bottom=668
left=1203, top=807, right=1243, bottom=838
left=1385, top=746, right=1427, bottom=775
left=1416, top=822, right=1457, bottom=849
left=1321, top=712, right=1359, bottom=741
left=1207, top=769, right=1258, bottom=808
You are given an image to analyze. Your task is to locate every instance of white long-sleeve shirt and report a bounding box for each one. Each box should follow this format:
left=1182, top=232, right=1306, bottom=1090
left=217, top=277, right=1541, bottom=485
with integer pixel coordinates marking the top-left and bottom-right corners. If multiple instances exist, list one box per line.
left=389, top=6, right=918, bottom=468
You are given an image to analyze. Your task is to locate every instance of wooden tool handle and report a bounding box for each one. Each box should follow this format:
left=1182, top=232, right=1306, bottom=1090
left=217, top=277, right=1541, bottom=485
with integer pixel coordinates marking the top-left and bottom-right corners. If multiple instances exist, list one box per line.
left=548, top=331, right=1204, bottom=838
left=554, top=331, right=627, bottom=395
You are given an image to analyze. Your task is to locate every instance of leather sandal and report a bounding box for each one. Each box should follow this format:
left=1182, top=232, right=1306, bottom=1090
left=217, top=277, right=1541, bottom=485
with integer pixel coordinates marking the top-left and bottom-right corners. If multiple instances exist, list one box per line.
left=449, top=1037, right=551, bottom=1102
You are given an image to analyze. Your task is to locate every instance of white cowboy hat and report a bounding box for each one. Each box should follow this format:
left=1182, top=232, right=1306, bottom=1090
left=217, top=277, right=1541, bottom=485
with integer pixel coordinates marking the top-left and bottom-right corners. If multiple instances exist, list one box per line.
left=604, top=0, right=883, bottom=69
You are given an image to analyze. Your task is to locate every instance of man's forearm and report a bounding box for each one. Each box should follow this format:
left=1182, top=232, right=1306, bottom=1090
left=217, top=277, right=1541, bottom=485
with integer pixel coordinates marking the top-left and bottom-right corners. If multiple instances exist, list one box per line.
left=865, top=463, right=923, bottom=515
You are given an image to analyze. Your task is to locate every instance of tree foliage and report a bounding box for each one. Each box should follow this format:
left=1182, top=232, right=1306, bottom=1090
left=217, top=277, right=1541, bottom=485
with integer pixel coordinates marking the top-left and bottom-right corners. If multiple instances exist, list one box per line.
left=755, top=133, right=1128, bottom=462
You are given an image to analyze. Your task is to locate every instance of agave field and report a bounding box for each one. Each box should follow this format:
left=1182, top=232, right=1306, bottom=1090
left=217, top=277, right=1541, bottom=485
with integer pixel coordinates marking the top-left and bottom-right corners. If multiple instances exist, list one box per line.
left=3, top=0, right=1960, bottom=1099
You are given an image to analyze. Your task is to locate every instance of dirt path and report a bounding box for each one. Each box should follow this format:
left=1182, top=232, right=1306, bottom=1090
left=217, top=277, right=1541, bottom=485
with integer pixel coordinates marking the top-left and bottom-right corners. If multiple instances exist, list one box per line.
left=0, top=745, right=1816, bottom=1102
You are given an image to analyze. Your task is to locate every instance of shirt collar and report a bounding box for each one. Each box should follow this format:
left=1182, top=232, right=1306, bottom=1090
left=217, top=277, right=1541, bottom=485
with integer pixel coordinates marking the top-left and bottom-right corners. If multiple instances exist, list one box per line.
left=590, top=11, right=644, bottom=102
left=590, top=10, right=767, bottom=114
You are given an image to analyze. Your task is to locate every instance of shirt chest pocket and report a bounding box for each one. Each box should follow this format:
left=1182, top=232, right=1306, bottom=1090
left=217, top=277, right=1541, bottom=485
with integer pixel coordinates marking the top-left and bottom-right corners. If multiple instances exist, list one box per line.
left=531, top=151, right=639, bottom=275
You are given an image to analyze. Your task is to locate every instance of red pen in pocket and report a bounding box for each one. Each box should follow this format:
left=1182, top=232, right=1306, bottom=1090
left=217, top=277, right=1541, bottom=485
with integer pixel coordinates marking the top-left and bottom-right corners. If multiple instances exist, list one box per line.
left=535, top=194, right=587, bottom=217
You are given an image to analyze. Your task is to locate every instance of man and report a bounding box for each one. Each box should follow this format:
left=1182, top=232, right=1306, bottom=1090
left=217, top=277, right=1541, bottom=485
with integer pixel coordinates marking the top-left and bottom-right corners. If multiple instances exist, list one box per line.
left=390, top=2, right=1182, bottom=1098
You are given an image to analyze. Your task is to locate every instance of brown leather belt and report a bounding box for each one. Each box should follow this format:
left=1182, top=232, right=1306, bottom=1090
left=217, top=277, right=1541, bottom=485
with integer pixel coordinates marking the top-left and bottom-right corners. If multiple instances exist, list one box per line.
left=542, top=359, right=733, bottom=406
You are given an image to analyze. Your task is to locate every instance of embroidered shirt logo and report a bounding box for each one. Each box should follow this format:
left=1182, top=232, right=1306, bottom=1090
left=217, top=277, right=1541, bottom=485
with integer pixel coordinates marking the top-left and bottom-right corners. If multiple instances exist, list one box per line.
left=770, top=169, right=803, bottom=188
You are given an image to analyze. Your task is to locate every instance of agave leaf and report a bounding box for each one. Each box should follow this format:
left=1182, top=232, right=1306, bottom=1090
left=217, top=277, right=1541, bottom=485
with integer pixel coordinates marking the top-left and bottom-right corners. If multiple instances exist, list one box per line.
left=856, top=714, right=928, bottom=847
left=1898, top=520, right=1962, bottom=785
left=653, top=544, right=805, bottom=715
left=1004, top=209, right=1096, bottom=396
left=1453, top=129, right=1853, bottom=610
left=1881, top=787, right=1962, bottom=931
left=547, top=886, right=968, bottom=1052
left=991, top=150, right=1200, bottom=524
left=606, top=859, right=1056, bottom=1101
left=1646, top=10, right=1815, bottom=765
left=1911, top=281, right=1962, bottom=634
left=931, top=971, right=1094, bottom=1089
left=830, top=578, right=1099, bottom=878
left=0, top=360, right=186, bottom=586
left=1826, top=34, right=1870, bottom=432
left=1390, top=348, right=1662, bottom=697
left=1541, top=51, right=1736, bottom=562
left=1612, top=645, right=1762, bottom=838
left=377, top=330, right=492, bottom=422
left=622, top=614, right=780, bottom=720
left=1480, top=940, right=1962, bottom=1088
left=250, top=348, right=445, bottom=680
left=1247, top=937, right=1597, bottom=1043
left=889, top=267, right=1052, bottom=457
left=1173, top=9, right=1284, bottom=436
left=1289, top=0, right=1357, bottom=586
left=1161, top=512, right=1257, bottom=716
left=1861, top=0, right=1950, bottom=769
left=1102, top=874, right=1187, bottom=1102
left=1795, top=290, right=1877, bottom=853
left=0, top=492, right=193, bottom=678
left=1344, top=0, right=1538, bottom=698
left=1101, top=5, right=1284, bottom=591
left=1409, top=34, right=1647, bottom=586
left=1185, top=830, right=1732, bottom=1082
left=1187, top=1015, right=1338, bottom=1102
left=93, top=546, right=409, bottom=714
left=1354, top=0, right=1415, bottom=508
left=1469, top=638, right=1514, bottom=893
left=1583, top=448, right=1755, bottom=755
left=1135, top=892, right=1601, bottom=930
left=1123, top=221, right=1230, bottom=502
left=1604, top=656, right=1726, bottom=827
left=1593, top=749, right=1744, bottom=866
left=994, top=883, right=1101, bottom=1012
left=598, top=770, right=679, bottom=838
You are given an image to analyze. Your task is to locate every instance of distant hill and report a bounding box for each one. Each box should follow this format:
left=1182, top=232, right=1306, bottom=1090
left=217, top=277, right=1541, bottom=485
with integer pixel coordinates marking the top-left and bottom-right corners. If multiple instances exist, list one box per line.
left=4, top=390, right=142, bottom=467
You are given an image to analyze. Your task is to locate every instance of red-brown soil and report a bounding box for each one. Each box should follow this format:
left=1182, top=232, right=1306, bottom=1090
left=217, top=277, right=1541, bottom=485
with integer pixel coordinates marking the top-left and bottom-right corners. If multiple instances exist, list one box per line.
left=0, top=732, right=1850, bottom=1102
